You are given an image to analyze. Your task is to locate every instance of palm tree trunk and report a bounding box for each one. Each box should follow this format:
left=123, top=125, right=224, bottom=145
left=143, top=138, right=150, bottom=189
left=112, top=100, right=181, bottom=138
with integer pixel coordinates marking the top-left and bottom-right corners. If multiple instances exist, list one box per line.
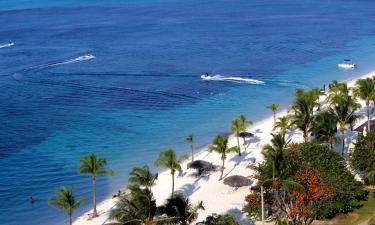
left=329, top=138, right=333, bottom=150
left=190, top=143, right=194, bottom=162
left=171, top=170, right=175, bottom=196
left=236, top=134, right=241, bottom=156
left=341, top=129, right=345, bottom=156
left=367, top=102, right=371, bottom=131
left=303, top=129, right=308, bottom=142
left=68, top=212, right=72, bottom=225
left=219, top=158, right=224, bottom=180
left=273, top=112, right=276, bottom=125
left=92, top=176, right=97, bottom=217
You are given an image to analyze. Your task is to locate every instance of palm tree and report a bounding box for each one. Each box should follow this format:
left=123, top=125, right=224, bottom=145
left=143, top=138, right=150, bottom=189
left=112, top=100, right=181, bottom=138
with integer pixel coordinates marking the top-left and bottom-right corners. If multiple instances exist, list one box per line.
left=208, top=135, right=238, bottom=180
left=310, top=110, right=339, bottom=149
left=230, top=119, right=243, bottom=156
left=110, top=186, right=158, bottom=225
left=159, top=193, right=204, bottom=225
left=328, top=83, right=361, bottom=155
left=353, top=78, right=375, bottom=131
left=267, top=103, right=279, bottom=125
left=273, top=116, right=289, bottom=138
left=79, top=153, right=114, bottom=217
left=128, top=165, right=158, bottom=191
left=155, top=148, right=187, bottom=196
left=289, top=89, right=319, bottom=142
left=239, top=114, right=253, bottom=147
left=260, top=133, right=303, bottom=216
left=186, top=134, right=194, bottom=162
left=48, top=186, right=85, bottom=225
left=262, top=133, right=290, bottom=181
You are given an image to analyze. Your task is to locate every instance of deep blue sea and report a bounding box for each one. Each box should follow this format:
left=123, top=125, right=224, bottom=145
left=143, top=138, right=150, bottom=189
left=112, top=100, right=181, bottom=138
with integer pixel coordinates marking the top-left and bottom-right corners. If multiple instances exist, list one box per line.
left=1, top=0, right=375, bottom=224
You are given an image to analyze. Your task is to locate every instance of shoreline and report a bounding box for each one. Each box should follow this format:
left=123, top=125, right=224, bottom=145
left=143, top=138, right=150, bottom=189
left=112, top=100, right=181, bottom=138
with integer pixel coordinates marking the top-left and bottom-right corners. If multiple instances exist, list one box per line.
left=73, top=69, right=375, bottom=225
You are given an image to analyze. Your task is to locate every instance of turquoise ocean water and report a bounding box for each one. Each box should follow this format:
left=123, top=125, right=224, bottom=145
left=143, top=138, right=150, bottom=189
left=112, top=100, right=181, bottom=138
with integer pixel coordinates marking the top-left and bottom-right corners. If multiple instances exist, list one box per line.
left=1, top=1, right=375, bottom=224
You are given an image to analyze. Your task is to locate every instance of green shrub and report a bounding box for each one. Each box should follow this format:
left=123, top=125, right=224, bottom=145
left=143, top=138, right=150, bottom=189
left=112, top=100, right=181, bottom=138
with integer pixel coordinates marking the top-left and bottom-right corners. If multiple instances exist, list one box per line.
left=289, top=142, right=368, bottom=218
left=254, top=142, right=367, bottom=221
left=350, top=132, right=375, bottom=185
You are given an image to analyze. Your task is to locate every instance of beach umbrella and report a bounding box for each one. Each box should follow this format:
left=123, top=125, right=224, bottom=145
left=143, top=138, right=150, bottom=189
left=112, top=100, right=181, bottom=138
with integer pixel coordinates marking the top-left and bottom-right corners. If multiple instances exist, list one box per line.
left=239, top=132, right=254, bottom=138
left=223, top=175, right=252, bottom=188
left=187, top=160, right=212, bottom=171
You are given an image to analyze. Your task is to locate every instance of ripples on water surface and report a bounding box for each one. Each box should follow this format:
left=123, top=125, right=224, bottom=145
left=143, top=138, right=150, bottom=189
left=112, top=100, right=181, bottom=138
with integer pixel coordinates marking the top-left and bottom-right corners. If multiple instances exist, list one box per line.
left=1, top=0, right=375, bottom=224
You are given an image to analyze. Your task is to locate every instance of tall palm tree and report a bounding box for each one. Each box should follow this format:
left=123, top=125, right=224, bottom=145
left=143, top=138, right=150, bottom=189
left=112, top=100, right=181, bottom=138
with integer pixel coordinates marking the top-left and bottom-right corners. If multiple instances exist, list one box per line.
left=289, top=89, right=318, bottom=142
left=208, top=135, right=238, bottom=180
left=155, top=148, right=187, bottom=196
left=267, top=103, right=279, bottom=125
left=230, top=119, right=243, bottom=156
left=239, top=114, right=253, bottom=147
left=328, top=83, right=361, bottom=155
left=79, top=153, right=114, bottom=217
left=128, top=165, right=158, bottom=191
left=353, top=78, right=375, bottom=131
left=48, top=186, right=85, bottom=225
left=159, top=193, right=204, bottom=225
left=310, top=110, right=339, bottom=149
left=273, top=116, right=289, bottom=138
left=262, top=133, right=290, bottom=180
left=186, top=134, right=194, bottom=162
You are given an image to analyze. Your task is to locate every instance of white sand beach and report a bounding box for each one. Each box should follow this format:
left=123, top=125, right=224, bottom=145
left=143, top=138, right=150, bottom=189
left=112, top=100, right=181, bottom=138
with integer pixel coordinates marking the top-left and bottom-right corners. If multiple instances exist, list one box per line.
left=73, top=70, right=375, bottom=225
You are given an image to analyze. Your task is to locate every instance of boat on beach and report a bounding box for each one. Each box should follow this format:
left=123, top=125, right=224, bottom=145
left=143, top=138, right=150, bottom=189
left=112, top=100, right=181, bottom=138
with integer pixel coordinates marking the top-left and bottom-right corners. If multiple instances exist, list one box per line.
left=338, top=59, right=357, bottom=69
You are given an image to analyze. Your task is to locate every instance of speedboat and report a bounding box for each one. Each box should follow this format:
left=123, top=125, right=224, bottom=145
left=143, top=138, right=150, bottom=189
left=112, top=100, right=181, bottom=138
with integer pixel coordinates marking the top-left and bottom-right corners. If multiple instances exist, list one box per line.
left=201, top=74, right=212, bottom=80
left=82, top=53, right=95, bottom=60
left=0, top=41, right=14, bottom=48
left=338, top=59, right=356, bottom=69
left=76, top=53, right=95, bottom=61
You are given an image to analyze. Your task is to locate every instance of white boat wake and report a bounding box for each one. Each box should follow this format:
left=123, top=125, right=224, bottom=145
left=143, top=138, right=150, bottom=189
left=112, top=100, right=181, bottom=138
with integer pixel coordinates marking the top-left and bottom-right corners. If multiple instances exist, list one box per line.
left=12, top=54, right=95, bottom=80
left=24, top=54, right=95, bottom=71
left=0, top=42, right=14, bottom=49
left=201, top=74, right=264, bottom=85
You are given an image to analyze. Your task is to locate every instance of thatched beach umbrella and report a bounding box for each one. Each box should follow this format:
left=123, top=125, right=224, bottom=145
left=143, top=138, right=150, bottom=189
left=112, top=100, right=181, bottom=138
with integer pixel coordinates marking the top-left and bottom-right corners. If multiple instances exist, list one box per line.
left=223, top=175, right=252, bottom=188
left=239, top=132, right=254, bottom=138
left=187, top=160, right=212, bottom=171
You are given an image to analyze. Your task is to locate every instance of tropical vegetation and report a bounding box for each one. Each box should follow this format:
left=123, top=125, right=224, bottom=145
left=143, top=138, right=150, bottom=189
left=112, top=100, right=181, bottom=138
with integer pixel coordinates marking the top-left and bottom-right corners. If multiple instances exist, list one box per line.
left=353, top=78, right=375, bottom=131
left=48, top=186, right=85, bottom=225
left=208, top=135, right=238, bottom=180
left=350, top=132, right=375, bottom=185
left=155, top=148, right=187, bottom=196
left=267, top=103, right=279, bottom=125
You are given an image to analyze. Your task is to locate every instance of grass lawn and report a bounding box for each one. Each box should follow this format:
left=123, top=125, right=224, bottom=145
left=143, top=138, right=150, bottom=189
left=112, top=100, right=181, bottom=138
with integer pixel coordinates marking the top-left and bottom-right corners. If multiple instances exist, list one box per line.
left=313, top=189, right=375, bottom=225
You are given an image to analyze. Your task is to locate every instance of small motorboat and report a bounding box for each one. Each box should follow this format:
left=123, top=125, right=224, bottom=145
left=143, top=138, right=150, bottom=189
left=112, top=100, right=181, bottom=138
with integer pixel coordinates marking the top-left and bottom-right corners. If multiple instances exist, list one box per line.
left=338, top=59, right=356, bottom=69
left=201, top=72, right=212, bottom=80
left=0, top=41, right=14, bottom=49
left=75, top=53, right=95, bottom=61
left=82, top=53, right=95, bottom=60
left=201, top=74, right=212, bottom=80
